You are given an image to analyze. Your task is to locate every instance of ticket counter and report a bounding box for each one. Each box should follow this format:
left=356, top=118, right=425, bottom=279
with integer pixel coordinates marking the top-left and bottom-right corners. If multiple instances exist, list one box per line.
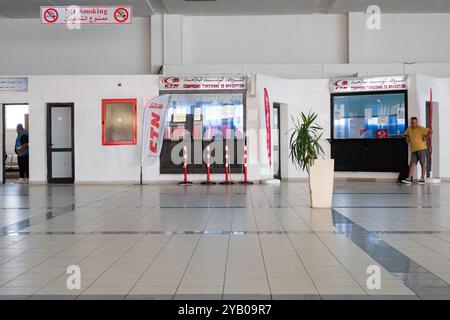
left=159, top=76, right=247, bottom=174
left=329, top=76, right=409, bottom=172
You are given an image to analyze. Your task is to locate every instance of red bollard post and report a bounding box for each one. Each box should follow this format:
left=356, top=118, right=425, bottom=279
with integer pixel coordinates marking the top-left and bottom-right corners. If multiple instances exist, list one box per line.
left=179, top=145, right=193, bottom=185
left=239, top=143, right=253, bottom=185
left=220, top=144, right=234, bottom=185
left=201, top=145, right=216, bottom=185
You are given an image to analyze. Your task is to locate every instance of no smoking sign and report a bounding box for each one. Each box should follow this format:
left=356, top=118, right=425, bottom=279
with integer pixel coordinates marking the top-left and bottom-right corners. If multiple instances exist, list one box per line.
left=43, top=8, right=59, bottom=24
left=114, top=8, right=130, bottom=23
left=41, top=6, right=132, bottom=25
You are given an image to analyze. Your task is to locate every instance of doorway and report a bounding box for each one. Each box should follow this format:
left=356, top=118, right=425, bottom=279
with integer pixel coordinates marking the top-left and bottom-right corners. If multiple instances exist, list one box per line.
left=47, top=103, right=74, bottom=184
left=273, top=103, right=281, bottom=179
left=2, top=103, right=29, bottom=184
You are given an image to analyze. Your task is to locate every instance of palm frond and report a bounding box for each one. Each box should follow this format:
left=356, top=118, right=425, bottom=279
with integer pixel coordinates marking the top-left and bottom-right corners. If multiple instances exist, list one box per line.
left=287, top=111, right=325, bottom=172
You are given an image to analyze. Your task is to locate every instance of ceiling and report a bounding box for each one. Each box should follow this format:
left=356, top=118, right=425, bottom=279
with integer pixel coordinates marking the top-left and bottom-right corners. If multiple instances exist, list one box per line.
left=1, top=0, right=450, bottom=18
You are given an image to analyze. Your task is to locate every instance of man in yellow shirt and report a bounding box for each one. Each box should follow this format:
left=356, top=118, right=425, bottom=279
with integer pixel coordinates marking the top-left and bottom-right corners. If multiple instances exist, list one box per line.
left=402, top=117, right=432, bottom=184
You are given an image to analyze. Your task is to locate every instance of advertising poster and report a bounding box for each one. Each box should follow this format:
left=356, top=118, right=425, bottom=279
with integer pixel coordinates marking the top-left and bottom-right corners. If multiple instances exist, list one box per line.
left=141, top=95, right=170, bottom=166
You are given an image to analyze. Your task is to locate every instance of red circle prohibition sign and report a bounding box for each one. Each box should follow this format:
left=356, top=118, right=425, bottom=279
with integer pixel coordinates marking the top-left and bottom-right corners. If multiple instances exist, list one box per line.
left=114, top=8, right=129, bottom=23
left=44, top=8, right=59, bottom=23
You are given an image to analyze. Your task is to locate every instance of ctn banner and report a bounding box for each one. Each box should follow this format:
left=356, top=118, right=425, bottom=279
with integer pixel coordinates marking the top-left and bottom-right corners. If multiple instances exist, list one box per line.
left=141, top=95, right=170, bottom=166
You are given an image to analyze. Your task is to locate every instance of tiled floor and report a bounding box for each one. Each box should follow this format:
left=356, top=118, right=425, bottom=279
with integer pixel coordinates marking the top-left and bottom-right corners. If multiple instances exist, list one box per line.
left=1, top=181, right=450, bottom=299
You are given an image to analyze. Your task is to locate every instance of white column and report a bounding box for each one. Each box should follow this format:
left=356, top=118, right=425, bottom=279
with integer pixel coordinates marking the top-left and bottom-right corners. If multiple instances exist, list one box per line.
left=348, top=12, right=366, bottom=64
left=163, top=14, right=183, bottom=65
left=150, top=14, right=164, bottom=74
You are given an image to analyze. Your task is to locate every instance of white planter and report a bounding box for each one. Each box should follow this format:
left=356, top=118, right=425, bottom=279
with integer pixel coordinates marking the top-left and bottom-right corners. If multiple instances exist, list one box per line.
left=308, top=159, right=335, bottom=208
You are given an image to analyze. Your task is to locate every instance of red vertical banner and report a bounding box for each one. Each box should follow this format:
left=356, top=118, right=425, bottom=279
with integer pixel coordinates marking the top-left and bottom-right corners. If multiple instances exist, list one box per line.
left=429, top=88, right=433, bottom=173
left=263, top=88, right=272, bottom=165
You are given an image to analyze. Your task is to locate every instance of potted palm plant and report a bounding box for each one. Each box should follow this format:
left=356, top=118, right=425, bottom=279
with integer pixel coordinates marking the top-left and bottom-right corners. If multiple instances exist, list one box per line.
left=288, top=111, right=334, bottom=208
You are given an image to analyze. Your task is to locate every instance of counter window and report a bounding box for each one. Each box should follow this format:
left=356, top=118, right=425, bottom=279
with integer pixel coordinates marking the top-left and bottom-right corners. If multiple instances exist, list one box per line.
left=332, top=92, right=406, bottom=139
left=160, top=92, right=245, bottom=174
left=164, top=93, right=244, bottom=141
left=102, top=99, right=137, bottom=145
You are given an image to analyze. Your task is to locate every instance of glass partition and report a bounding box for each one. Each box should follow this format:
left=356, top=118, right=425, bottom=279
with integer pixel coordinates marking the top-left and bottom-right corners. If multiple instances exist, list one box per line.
left=160, top=92, right=245, bottom=174
left=164, top=93, right=244, bottom=141
left=332, top=92, right=406, bottom=139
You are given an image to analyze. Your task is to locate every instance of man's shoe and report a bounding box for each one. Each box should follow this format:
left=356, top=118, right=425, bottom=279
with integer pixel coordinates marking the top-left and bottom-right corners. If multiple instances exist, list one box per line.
left=401, top=179, right=413, bottom=184
left=418, top=179, right=426, bottom=185
left=16, top=178, right=26, bottom=184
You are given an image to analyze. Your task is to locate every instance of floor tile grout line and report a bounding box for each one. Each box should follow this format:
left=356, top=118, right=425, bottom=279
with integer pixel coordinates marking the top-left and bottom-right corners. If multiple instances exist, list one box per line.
left=76, top=232, right=148, bottom=299
left=290, top=205, right=374, bottom=297
left=0, top=232, right=83, bottom=269
left=309, top=228, right=371, bottom=297
left=1, top=232, right=95, bottom=297
left=261, top=187, right=322, bottom=298
left=2, top=182, right=450, bottom=299
left=0, top=205, right=77, bottom=237
left=336, top=209, right=450, bottom=265
left=258, top=186, right=281, bottom=299
left=173, top=210, right=214, bottom=299
left=6, top=229, right=450, bottom=236
left=28, top=231, right=119, bottom=298
left=125, top=233, right=175, bottom=299
left=331, top=209, right=450, bottom=298
left=383, top=233, right=450, bottom=269
left=221, top=209, right=233, bottom=299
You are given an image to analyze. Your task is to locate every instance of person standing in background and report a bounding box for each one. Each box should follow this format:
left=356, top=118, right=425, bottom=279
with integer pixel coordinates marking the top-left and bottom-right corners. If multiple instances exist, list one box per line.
left=15, top=124, right=29, bottom=184
left=402, top=117, right=432, bottom=185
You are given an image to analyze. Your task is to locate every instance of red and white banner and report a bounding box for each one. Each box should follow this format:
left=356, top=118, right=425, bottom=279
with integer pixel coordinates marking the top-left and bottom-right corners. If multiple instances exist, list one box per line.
left=330, top=76, right=407, bottom=93
left=263, top=88, right=272, bottom=165
left=160, top=76, right=246, bottom=91
left=141, top=95, right=170, bottom=166
left=40, top=6, right=132, bottom=25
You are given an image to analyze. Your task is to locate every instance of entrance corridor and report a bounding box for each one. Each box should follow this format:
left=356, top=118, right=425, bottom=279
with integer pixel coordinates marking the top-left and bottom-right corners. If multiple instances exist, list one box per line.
left=1, top=182, right=450, bottom=300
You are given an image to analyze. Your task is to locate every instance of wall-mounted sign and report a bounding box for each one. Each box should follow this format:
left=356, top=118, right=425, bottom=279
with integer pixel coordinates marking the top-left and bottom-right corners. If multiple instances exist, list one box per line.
left=378, top=115, right=389, bottom=126
left=334, top=105, right=345, bottom=120
left=160, top=76, right=246, bottom=91
left=40, top=6, right=132, bottom=25
left=376, top=129, right=389, bottom=139
left=0, top=77, right=28, bottom=91
left=330, top=76, right=407, bottom=93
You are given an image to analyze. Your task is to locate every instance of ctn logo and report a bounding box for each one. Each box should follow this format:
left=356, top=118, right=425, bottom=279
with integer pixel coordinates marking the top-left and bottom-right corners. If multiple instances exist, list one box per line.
left=149, top=112, right=161, bottom=154
left=334, top=80, right=348, bottom=87
left=162, top=77, right=180, bottom=88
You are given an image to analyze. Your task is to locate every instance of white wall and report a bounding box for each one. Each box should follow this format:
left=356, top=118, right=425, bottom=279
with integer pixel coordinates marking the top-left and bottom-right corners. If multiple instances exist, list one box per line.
left=254, top=74, right=446, bottom=181
left=255, top=74, right=331, bottom=179
left=350, top=13, right=450, bottom=64
left=163, top=13, right=450, bottom=79
left=0, top=75, right=261, bottom=184
left=438, top=78, right=450, bottom=178
left=0, top=75, right=160, bottom=183
left=1, top=73, right=447, bottom=183
left=0, top=18, right=151, bottom=75
left=181, top=15, right=348, bottom=64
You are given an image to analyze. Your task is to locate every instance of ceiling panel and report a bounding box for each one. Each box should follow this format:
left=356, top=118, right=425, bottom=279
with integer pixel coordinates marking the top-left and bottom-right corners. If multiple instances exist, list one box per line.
left=1, top=0, right=450, bottom=18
